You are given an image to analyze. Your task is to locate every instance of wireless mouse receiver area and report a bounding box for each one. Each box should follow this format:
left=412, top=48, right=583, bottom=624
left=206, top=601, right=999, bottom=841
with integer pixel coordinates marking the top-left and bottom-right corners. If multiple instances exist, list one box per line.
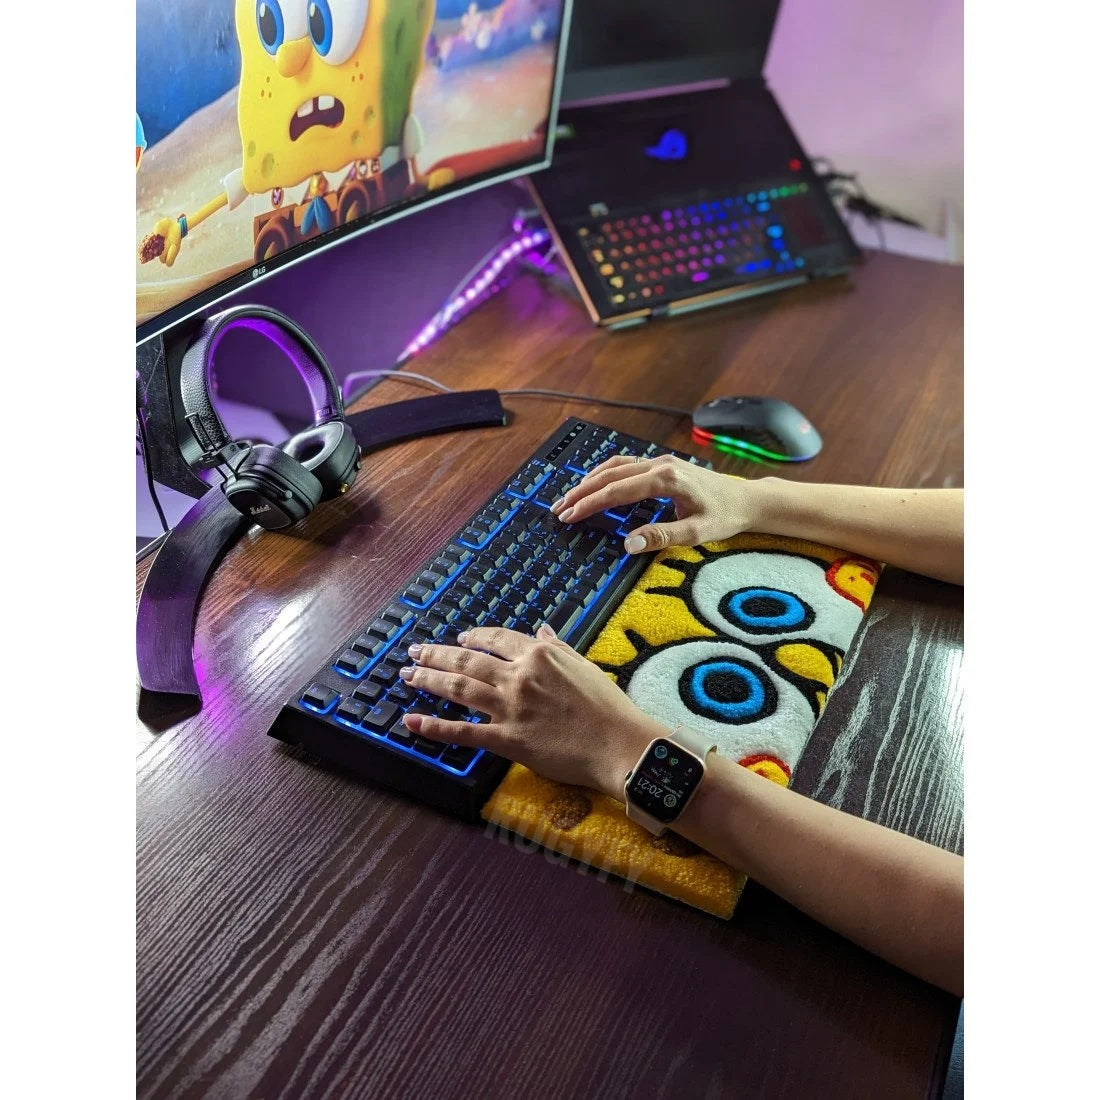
left=691, top=396, right=823, bottom=462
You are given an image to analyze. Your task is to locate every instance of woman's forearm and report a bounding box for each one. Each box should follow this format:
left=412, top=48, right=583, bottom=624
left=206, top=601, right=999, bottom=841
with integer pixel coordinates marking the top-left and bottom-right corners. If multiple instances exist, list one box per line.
left=674, top=757, right=964, bottom=995
left=749, top=479, right=964, bottom=585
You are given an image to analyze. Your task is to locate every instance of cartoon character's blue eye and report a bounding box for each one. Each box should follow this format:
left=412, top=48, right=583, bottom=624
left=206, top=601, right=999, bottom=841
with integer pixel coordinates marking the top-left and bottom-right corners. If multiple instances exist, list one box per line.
left=720, top=587, right=813, bottom=634
left=256, top=1, right=285, bottom=55
left=308, top=0, right=333, bottom=54
left=312, top=0, right=370, bottom=66
left=680, top=658, right=778, bottom=724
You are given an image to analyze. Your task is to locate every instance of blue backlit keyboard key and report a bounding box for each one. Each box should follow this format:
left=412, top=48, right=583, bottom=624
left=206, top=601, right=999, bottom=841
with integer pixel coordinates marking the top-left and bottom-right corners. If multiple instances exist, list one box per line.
left=270, top=418, right=710, bottom=822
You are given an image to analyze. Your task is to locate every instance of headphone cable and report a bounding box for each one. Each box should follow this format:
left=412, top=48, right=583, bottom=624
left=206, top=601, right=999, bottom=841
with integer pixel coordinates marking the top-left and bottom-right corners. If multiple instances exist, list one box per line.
left=136, top=409, right=170, bottom=534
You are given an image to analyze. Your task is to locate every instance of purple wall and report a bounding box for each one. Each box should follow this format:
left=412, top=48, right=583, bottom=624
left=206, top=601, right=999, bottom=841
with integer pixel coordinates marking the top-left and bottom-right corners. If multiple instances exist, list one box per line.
left=210, top=177, right=535, bottom=424
left=766, top=0, right=963, bottom=251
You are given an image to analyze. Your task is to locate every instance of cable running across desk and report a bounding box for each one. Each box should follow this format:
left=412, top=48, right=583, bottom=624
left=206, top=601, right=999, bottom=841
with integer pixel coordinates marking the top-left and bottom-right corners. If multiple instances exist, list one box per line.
left=343, top=369, right=693, bottom=418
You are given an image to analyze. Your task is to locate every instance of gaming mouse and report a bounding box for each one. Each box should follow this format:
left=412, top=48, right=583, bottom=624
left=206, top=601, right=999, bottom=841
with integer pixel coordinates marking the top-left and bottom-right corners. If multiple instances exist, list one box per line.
left=691, top=396, right=822, bottom=461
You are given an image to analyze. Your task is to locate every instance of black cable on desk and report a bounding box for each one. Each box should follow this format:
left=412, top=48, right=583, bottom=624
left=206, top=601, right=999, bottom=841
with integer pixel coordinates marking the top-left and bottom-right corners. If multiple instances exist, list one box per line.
left=498, top=387, right=692, bottom=418
left=137, top=408, right=169, bottom=534
left=344, top=368, right=694, bottom=420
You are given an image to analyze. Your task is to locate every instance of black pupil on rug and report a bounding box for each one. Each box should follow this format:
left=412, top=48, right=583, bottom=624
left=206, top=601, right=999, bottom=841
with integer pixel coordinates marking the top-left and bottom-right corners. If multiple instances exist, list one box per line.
left=678, top=656, right=779, bottom=724
left=703, top=668, right=752, bottom=704
left=741, top=596, right=787, bottom=619
left=720, top=587, right=815, bottom=634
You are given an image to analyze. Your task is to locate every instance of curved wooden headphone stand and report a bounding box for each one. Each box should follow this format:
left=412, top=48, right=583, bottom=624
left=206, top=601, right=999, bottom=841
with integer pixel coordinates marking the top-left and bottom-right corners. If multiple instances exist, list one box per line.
left=136, top=388, right=506, bottom=706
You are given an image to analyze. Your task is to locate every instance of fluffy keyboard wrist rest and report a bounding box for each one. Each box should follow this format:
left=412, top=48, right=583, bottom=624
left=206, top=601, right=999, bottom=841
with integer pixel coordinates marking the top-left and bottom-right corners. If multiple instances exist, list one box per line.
left=345, top=389, right=506, bottom=455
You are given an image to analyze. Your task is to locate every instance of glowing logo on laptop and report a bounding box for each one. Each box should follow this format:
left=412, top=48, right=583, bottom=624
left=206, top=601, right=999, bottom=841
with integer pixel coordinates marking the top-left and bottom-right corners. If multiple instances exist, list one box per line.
left=645, top=129, right=688, bottom=161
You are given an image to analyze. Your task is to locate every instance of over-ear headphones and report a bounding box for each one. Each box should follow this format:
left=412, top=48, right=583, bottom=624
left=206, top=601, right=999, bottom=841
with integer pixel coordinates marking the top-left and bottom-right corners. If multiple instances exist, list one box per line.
left=177, top=306, right=361, bottom=530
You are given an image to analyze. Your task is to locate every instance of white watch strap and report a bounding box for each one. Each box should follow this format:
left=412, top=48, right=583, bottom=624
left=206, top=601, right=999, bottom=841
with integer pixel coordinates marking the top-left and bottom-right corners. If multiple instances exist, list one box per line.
left=668, top=724, right=717, bottom=762
left=627, top=804, right=666, bottom=835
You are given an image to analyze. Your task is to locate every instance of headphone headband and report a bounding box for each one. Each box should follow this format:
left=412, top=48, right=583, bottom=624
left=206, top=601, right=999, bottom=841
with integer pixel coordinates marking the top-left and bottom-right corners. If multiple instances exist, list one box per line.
left=179, top=306, right=346, bottom=463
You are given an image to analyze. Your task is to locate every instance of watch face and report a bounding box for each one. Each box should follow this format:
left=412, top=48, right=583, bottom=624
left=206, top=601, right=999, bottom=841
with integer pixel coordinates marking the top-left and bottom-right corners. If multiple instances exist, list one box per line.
left=626, top=738, right=704, bottom=824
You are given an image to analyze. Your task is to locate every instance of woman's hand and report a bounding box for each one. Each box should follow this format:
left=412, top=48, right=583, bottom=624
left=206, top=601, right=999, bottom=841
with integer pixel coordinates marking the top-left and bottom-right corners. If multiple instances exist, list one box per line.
left=401, top=625, right=666, bottom=797
left=551, top=453, right=763, bottom=553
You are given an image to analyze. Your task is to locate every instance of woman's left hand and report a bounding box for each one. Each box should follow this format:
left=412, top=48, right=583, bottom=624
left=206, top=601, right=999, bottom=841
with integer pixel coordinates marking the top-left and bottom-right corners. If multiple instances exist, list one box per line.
left=400, top=625, right=666, bottom=797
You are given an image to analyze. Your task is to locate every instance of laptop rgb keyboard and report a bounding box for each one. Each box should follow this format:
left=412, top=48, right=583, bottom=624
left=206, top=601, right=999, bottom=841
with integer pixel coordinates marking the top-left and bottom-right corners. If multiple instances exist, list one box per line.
left=574, top=181, right=812, bottom=310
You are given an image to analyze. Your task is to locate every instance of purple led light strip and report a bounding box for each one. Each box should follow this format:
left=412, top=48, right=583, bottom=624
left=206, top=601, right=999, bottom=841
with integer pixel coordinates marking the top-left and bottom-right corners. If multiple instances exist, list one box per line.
left=399, top=229, right=550, bottom=360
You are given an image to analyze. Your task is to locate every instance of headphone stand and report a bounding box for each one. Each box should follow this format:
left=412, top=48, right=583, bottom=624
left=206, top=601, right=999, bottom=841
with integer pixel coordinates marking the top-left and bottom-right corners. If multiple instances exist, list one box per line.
left=136, top=485, right=250, bottom=700
left=137, top=387, right=507, bottom=704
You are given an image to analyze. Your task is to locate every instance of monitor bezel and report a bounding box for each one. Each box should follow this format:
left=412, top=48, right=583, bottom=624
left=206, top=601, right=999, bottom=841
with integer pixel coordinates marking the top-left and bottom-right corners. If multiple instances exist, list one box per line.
left=136, top=0, right=575, bottom=348
left=559, top=1, right=779, bottom=107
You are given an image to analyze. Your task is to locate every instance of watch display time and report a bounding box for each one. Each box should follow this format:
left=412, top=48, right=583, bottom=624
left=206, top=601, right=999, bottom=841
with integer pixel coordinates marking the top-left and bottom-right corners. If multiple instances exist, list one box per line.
left=625, top=738, right=704, bottom=824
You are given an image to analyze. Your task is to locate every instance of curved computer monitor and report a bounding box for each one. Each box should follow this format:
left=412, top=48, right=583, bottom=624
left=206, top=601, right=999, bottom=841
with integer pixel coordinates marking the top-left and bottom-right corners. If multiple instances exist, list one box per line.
left=136, top=0, right=573, bottom=345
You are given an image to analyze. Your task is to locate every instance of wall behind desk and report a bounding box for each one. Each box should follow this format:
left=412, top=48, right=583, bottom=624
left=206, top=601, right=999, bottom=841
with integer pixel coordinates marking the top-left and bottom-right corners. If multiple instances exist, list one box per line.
left=766, top=0, right=963, bottom=258
left=210, top=179, right=532, bottom=425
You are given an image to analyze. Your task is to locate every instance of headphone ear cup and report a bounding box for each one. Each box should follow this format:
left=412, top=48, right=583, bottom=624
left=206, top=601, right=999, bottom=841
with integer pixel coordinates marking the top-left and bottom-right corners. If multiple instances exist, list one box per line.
left=281, top=421, right=360, bottom=500
left=223, top=444, right=323, bottom=529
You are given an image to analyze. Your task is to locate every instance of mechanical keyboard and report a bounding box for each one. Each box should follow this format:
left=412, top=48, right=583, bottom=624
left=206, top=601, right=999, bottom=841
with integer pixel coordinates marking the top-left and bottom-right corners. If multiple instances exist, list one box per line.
left=574, top=179, right=813, bottom=312
left=269, top=418, right=707, bottom=820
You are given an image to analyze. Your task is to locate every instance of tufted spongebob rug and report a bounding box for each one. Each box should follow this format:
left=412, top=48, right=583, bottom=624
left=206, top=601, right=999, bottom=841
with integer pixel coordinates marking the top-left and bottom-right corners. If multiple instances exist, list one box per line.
left=481, top=532, right=881, bottom=917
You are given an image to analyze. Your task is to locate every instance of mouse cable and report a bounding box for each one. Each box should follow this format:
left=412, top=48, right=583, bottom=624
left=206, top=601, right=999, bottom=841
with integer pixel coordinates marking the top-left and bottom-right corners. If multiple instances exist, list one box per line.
left=497, top=387, right=693, bottom=417
left=344, top=369, right=693, bottom=419
left=344, top=208, right=689, bottom=419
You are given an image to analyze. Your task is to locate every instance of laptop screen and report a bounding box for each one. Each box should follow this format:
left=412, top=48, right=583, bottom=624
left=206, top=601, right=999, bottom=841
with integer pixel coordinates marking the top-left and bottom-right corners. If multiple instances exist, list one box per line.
left=562, top=0, right=781, bottom=105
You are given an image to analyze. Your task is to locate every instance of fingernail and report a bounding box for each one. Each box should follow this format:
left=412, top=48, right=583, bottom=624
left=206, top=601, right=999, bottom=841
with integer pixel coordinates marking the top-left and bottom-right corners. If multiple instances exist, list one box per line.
left=399, top=665, right=415, bottom=680
left=550, top=498, right=564, bottom=514
left=559, top=506, right=574, bottom=522
left=404, top=713, right=422, bottom=731
left=624, top=535, right=647, bottom=553
left=407, top=644, right=422, bottom=660
left=538, top=624, right=557, bottom=639
left=457, top=631, right=469, bottom=645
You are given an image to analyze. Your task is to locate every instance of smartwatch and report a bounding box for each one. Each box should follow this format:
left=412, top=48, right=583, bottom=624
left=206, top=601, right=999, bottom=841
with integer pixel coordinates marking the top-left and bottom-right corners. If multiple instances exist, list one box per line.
left=623, top=725, right=718, bottom=835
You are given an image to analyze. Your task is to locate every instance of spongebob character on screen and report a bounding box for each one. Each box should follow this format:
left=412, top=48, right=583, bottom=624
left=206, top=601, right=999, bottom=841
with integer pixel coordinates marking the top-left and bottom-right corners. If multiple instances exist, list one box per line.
left=140, top=0, right=452, bottom=267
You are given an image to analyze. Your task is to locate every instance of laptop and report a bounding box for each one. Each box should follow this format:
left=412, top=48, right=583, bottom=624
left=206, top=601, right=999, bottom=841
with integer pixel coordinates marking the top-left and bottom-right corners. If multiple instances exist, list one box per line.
left=528, top=0, right=861, bottom=329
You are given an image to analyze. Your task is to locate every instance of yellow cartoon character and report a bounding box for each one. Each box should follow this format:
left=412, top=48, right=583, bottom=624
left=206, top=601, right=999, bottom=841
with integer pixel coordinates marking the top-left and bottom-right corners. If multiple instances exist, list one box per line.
left=140, top=0, right=451, bottom=267
left=585, top=535, right=879, bottom=776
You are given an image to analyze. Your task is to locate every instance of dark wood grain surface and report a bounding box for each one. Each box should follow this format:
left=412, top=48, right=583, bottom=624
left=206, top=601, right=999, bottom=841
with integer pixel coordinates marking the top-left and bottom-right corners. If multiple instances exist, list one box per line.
left=137, top=252, right=963, bottom=1100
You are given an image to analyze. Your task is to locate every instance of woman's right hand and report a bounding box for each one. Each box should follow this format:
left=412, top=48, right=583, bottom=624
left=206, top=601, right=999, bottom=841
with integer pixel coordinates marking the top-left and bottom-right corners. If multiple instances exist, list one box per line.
left=551, top=453, right=765, bottom=553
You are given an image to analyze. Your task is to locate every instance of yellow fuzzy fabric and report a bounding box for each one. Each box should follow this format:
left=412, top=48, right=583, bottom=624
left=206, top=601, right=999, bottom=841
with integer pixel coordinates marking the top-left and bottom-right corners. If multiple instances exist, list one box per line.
left=481, top=532, right=881, bottom=918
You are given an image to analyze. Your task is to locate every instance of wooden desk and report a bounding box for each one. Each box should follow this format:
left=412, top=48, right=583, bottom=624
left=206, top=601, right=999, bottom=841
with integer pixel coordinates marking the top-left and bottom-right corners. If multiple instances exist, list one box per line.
left=137, top=253, right=963, bottom=1099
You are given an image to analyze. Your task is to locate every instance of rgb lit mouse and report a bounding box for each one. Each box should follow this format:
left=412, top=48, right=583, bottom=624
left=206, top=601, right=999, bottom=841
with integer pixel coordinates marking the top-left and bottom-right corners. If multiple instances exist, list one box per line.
left=691, top=396, right=822, bottom=462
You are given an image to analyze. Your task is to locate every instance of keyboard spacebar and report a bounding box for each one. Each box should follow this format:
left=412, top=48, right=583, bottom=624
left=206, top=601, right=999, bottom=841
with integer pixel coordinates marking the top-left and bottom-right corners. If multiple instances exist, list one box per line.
left=546, top=600, right=585, bottom=640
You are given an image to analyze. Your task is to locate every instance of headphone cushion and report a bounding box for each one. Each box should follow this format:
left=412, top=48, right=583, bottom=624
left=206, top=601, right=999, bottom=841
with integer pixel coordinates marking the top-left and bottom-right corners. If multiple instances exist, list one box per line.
left=224, top=444, right=324, bottom=529
left=281, top=421, right=360, bottom=500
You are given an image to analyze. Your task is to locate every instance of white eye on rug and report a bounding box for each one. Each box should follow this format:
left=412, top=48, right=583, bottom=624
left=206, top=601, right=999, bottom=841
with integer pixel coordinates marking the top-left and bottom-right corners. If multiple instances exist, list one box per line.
left=691, top=551, right=864, bottom=650
left=624, top=638, right=815, bottom=764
